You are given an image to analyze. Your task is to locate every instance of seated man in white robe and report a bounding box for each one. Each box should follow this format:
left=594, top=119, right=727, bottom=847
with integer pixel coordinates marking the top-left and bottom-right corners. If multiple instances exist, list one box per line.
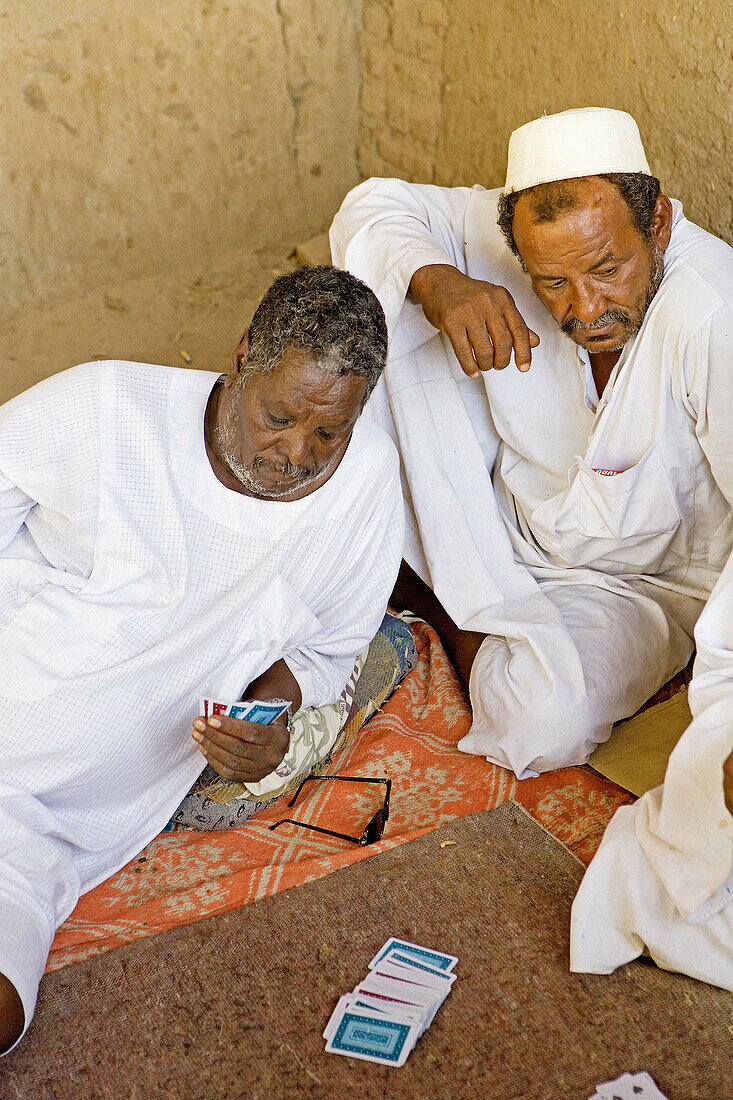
left=571, top=550, right=733, bottom=993
left=330, top=107, right=733, bottom=780
left=0, top=265, right=403, bottom=1052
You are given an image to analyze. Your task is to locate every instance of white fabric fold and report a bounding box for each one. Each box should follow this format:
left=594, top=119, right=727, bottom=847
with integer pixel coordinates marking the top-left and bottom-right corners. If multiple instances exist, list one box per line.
left=571, top=551, right=733, bottom=988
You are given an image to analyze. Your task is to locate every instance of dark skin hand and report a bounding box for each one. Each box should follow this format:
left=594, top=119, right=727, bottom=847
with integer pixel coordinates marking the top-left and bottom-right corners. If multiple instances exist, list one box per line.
left=390, top=559, right=485, bottom=693
left=0, top=973, right=24, bottom=1053
left=192, top=659, right=302, bottom=783
left=409, top=263, right=541, bottom=377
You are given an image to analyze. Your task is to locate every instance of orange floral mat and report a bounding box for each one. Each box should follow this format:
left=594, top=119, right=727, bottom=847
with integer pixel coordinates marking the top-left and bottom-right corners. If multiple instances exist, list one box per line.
left=47, top=620, right=634, bottom=973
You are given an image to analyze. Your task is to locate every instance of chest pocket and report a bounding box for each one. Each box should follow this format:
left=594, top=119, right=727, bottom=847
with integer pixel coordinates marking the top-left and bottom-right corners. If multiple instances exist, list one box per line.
left=554, top=443, right=682, bottom=574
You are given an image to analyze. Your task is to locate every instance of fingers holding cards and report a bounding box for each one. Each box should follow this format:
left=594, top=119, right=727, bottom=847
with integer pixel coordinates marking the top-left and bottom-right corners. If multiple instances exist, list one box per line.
left=193, top=697, right=291, bottom=782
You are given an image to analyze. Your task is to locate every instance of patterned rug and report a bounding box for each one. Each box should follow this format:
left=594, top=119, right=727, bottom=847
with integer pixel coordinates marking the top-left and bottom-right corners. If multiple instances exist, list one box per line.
left=47, top=619, right=634, bottom=973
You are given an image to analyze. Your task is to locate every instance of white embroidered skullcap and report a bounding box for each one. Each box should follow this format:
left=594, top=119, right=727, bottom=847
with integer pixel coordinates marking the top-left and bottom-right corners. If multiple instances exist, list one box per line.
left=504, top=107, right=651, bottom=194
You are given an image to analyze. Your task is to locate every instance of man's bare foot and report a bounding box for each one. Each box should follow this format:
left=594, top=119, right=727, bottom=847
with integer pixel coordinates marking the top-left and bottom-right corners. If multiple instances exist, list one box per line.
left=0, top=973, right=24, bottom=1053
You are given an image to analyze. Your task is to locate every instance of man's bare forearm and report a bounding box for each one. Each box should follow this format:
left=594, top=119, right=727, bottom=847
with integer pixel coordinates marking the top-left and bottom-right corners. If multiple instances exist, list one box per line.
left=244, top=658, right=303, bottom=713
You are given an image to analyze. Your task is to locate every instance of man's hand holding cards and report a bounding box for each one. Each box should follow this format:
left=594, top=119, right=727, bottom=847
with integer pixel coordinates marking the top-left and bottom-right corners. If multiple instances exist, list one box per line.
left=323, top=938, right=458, bottom=1067
left=192, top=697, right=291, bottom=783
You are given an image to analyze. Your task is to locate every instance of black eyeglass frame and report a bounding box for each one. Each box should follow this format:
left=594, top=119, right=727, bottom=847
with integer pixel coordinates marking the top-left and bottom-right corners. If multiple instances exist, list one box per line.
left=268, top=775, right=391, bottom=846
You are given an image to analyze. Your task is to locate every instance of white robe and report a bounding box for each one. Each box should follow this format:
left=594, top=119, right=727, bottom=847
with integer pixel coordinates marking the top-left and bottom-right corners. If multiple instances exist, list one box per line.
left=330, top=179, right=733, bottom=776
left=0, top=361, right=403, bottom=1044
left=570, top=549, right=733, bottom=991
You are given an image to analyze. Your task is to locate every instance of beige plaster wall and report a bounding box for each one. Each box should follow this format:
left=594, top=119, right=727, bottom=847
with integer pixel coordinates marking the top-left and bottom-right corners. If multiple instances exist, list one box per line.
left=359, top=0, right=732, bottom=244
left=0, top=0, right=362, bottom=319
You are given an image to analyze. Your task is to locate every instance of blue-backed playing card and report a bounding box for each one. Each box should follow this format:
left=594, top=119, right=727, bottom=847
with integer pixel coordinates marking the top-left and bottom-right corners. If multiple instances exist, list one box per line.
left=199, top=697, right=289, bottom=724
left=324, top=1006, right=419, bottom=1067
left=369, top=937, right=458, bottom=973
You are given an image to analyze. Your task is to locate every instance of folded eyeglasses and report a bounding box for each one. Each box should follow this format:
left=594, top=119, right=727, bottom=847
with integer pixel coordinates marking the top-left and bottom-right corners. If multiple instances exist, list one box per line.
left=268, top=775, right=391, bottom=846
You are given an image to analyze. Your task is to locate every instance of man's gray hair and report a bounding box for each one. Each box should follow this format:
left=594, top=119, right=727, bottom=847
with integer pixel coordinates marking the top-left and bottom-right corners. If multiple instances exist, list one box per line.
left=240, top=264, right=388, bottom=401
left=496, top=173, right=662, bottom=260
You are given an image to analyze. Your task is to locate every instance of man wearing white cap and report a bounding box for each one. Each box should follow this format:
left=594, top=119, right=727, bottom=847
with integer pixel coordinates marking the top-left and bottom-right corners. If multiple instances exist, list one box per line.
left=330, top=107, right=733, bottom=778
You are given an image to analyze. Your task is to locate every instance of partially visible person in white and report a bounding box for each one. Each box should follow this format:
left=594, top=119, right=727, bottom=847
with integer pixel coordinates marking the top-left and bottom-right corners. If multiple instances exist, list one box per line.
left=0, top=266, right=403, bottom=1053
left=330, top=107, right=733, bottom=780
left=570, top=549, right=733, bottom=991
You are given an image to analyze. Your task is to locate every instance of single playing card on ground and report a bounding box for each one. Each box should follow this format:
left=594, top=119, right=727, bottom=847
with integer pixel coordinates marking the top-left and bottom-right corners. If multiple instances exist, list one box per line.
left=357, top=975, right=442, bottom=1028
left=591, top=1071, right=669, bottom=1100
left=369, top=937, right=458, bottom=973
left=348, top=990, right=427, bottom=1030
left=324, top=995, right=420, bottom=1042
left=374, top=952, right=457, bottom=990
left=324, top=1005, right=420, bottom=1067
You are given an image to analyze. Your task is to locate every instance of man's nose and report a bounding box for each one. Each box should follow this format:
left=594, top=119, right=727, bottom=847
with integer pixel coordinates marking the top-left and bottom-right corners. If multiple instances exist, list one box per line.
left=568, top=280, right=605, bottom=324
left=281, top=429, right=314, bottom=467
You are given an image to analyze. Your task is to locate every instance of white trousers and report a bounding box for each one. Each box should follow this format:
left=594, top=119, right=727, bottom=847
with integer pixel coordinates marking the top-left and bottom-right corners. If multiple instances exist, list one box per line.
left=570, top=802, right=733, bottom=992
left=459, top=580, right=697, bottom=778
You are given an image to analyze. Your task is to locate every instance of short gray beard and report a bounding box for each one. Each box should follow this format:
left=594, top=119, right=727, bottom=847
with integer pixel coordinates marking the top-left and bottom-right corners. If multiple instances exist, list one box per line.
left=216, top=398, right=324, bottom=500
left=558, top=244, right=665, bottom=352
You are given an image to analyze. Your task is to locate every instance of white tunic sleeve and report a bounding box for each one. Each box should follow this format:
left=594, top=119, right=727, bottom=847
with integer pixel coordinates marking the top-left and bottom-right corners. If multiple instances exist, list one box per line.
left=0, top=472, right=34, bottom=552
left=0, top=365, right=104, bottom=1048
left=0, top=785, right=82, bottom=1050
left=0, top=363, right=101, bottom=576
left=330, top=177, right=478, bottom=350
left=684, top=302, right=733, bottom=509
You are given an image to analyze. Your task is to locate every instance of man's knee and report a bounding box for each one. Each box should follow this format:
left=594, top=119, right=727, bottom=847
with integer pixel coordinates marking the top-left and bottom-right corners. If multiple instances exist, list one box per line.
left=0, top=973, right=25, bottom=1054
left=462, top=638, right=606, bottom=776
left=518, top=689, right=607, bottom=773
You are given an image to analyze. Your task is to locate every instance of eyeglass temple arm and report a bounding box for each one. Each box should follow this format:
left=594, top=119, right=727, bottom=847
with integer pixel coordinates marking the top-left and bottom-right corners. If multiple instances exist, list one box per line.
left=287, top=774, right=388, bottom=808
left=268, top=818, right=362, bottom=844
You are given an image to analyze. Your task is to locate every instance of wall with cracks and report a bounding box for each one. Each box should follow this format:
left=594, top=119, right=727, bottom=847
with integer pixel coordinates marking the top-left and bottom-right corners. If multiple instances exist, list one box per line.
left=0, top=0, right=362, bottom=319
left=357, top=0, right=732, bottom=245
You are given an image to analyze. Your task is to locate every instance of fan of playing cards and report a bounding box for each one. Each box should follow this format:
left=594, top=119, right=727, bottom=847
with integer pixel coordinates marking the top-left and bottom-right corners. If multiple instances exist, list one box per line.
left=323, top=938, right=457, bottom=1067
left=199, top=697, right=290, bottom=724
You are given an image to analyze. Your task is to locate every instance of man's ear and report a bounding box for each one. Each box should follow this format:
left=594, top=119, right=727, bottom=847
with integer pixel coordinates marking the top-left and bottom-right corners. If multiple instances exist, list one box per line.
left=225, top=330, right=250, bottom=389
left=651, top=194, right=673, bottom=252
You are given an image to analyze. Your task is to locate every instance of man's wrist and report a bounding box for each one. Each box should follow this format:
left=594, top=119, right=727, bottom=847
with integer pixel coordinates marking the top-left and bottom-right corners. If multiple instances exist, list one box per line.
left=408, top=263, right=460, bottom=303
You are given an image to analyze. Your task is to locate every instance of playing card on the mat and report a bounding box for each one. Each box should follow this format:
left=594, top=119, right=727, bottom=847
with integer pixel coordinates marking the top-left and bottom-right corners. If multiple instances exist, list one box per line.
left=359, top=971, right=443, bottom=1009
left=592, top=1071, right=669, bottom=1099
left=375, top=951, right=457, bottom=989
left=357, top=975, right=442, bottom=1029
left=325, top=1005, right=419, bottom=1067
left=369, top=937, right=458, bottom=973
left=349, top=990, right=427, bottom=1030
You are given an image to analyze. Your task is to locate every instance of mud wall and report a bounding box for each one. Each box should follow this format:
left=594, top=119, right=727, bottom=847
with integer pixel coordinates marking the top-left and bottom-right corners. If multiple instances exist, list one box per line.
left=359, top=0, right=732, bottom=243
left=0, top=0, right=362, bottom=318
